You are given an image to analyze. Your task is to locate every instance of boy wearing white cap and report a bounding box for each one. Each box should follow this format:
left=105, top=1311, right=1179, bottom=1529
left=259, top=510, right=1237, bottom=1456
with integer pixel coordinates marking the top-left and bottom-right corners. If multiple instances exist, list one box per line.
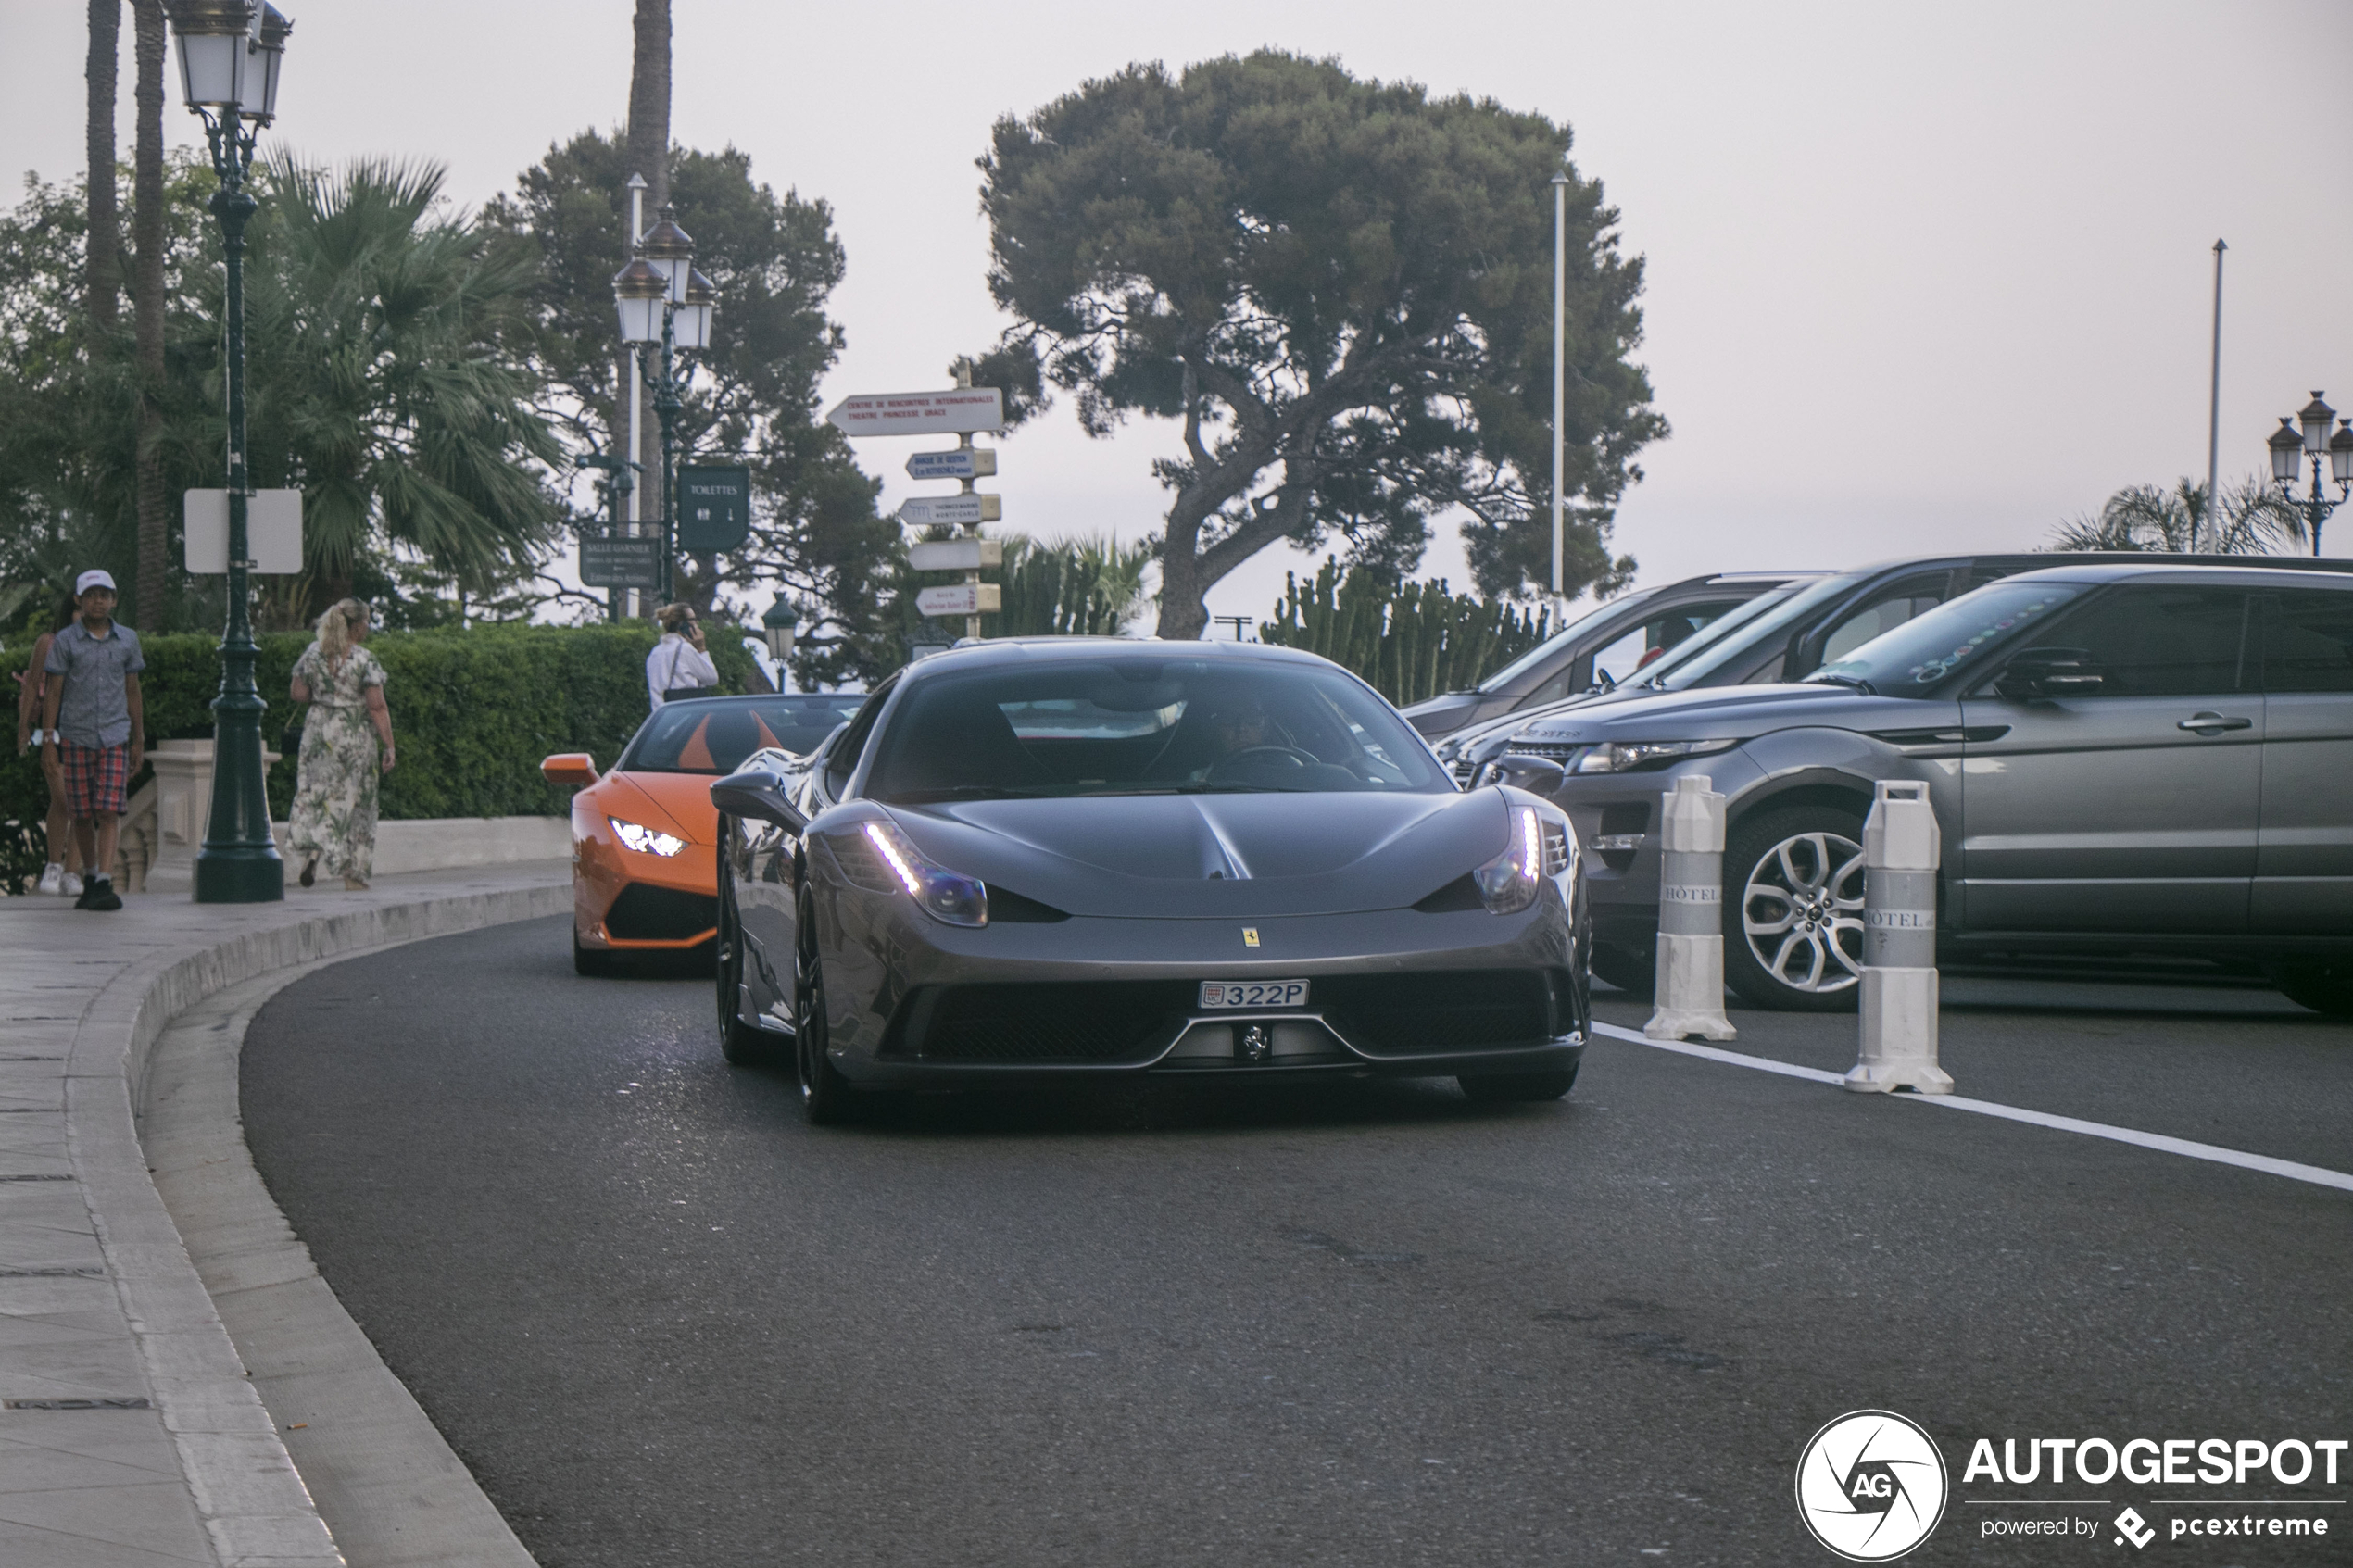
left=39, top=571, right=145, bottom=911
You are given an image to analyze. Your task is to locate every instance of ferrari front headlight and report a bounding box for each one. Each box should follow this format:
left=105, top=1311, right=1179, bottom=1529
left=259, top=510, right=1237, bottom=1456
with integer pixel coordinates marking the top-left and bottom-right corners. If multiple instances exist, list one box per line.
left=862, top=819, right=988, bottom=928
left=1473, top=805, right=1569, bottom=915
left=610, top=817, right=687, bottom=857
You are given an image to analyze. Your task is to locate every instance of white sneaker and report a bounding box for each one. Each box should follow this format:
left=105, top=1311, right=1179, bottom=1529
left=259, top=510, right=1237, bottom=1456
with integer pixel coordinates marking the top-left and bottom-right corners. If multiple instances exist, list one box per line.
left=59, top=872, right=84, bottom=897
left=36, top=864, right=63, bottom=896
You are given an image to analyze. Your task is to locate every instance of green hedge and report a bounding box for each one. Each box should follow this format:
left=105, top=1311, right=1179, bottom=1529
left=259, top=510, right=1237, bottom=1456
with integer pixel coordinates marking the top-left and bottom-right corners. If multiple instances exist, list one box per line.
left=3, top=622, right=761, bottom=889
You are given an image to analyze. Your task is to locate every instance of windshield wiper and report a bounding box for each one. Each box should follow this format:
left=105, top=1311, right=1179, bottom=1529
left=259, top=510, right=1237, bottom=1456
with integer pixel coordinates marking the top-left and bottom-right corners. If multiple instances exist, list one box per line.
left=882, top=784, right=1066, bottom=804
left=1172, top=782, right=1319, bottom=794
left=1808, top=672, right=1879, bottom=696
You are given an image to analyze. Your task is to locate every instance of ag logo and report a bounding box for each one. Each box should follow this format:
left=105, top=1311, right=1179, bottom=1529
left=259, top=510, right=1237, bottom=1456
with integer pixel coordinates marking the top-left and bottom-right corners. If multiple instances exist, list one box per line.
left=1795, top=1410, right=1948, bottom=1561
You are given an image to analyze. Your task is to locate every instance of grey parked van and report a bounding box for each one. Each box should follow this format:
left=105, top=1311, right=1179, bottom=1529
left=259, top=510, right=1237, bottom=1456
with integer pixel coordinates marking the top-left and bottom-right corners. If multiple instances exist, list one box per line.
left=1500, top=563, right=2353, bottom=1015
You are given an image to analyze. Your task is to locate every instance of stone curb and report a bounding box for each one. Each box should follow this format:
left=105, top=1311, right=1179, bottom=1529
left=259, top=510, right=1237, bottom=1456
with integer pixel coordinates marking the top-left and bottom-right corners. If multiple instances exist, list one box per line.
left=67, top=881, right=571, bottom=1567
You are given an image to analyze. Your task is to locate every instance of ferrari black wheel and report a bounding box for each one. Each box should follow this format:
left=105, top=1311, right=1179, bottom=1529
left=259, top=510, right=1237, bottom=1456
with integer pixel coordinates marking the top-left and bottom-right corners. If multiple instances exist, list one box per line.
left=1458, top=1066, right=1579, bottom=1103
left=572, top=927, right=615, bottom=977
left=794, top=893, right=855, bottom=1125
left=715, top=875, right=776, bottom=1066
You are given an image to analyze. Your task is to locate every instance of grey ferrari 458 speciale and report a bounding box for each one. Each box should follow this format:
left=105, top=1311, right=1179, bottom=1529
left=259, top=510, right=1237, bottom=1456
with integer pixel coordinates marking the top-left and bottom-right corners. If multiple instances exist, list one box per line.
left=710, top=638, right=1590, bottom=1123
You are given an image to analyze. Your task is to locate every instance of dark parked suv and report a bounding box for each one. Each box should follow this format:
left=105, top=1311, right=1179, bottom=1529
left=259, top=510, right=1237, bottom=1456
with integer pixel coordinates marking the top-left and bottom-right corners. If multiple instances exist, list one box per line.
left=1401, top=571, right=1799, bottom=738
left=1436, top=552, right=2295, bottom=786
left=1500, top=562, right=2353, bottom=1015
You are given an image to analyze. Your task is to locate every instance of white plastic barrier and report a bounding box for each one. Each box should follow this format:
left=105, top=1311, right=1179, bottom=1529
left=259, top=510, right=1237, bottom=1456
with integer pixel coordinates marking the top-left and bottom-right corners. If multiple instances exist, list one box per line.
left=1644, top=775, right=1738, bottom=1042
left=1843, top=779, right=1953, bottom=1094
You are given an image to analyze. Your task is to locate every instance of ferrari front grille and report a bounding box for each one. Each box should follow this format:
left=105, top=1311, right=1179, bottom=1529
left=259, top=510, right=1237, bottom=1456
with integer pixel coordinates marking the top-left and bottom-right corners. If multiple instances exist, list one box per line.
left=890, top=981, right=1193, bottom=1064
left=1319, top=970, right=1555, bottom=1055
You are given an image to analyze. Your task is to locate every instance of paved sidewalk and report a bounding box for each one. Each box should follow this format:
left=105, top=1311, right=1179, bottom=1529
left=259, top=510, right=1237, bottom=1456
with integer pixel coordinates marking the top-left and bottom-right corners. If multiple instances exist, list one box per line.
left=0, top=864, right=570, bottom=1567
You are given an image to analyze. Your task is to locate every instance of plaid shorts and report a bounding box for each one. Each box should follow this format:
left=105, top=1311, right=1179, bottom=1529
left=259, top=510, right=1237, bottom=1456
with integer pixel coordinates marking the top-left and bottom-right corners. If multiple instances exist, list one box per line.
left=59, top=741, right=129, bottom=819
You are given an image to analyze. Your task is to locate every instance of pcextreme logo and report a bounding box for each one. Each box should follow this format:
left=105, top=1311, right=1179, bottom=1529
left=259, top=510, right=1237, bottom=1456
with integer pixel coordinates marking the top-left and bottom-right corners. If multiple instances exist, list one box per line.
left=1796, top=1410, right=1951, bottom=1561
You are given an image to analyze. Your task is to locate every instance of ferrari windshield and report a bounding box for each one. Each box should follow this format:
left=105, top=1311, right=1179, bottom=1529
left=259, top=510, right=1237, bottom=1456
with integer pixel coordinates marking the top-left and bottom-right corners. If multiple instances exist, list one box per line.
left=620, top=696, right=866, bottom=774
left=868, top=657, right=1453, bottom=801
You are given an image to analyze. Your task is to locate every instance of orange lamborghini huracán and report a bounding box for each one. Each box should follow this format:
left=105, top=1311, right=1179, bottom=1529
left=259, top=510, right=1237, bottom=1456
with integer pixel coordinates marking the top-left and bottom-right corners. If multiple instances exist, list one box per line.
left=541, top=693, right=863, bottom=974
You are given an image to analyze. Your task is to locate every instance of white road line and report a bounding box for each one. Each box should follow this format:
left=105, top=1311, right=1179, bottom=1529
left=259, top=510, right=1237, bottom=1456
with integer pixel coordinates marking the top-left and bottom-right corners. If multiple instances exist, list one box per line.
left=1588, top=1021, right=2353, bottom=1195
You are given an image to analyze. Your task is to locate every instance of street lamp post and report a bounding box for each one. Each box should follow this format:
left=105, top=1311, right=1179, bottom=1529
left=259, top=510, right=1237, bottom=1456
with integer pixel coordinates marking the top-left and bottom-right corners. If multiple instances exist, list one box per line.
left=166, top=0, right=291, bottom=903
left=613, top=208, right=713, bottom=608
left=1549, top=168, right=1567, bottom=603
left=2266, top=392, right=2353, bottom=557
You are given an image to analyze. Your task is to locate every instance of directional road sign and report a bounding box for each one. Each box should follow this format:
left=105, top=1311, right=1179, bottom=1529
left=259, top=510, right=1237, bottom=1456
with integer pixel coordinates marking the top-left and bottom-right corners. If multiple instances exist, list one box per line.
left=908, top=538, right=1004, bottom=572
left=580, top=536, right=663, bottom=590
left=826, top=387, right=1004, bottom=438
left=900, top=495, right=1001, bottom=527
left=906, top=447, right=997, bottom=481
left=676, top=465, right=752, bottom=552
left=916, top=583, right=1002, bottom=618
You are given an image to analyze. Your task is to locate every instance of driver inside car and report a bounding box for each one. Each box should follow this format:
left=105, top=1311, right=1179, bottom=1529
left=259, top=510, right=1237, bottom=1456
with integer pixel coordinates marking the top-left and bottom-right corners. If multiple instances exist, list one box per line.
left=1204, top=697, right=1275, bottom=766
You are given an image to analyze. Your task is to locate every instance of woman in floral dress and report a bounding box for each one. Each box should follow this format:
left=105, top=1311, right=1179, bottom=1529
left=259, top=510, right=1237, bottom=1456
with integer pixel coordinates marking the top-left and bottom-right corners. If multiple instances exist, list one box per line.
left=287, top=599, right=396, bottom=890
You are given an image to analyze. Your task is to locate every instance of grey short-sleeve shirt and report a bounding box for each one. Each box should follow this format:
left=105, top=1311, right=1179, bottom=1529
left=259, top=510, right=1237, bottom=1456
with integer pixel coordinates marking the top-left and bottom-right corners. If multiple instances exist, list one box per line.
left=44, top=621, right=145, bottom=747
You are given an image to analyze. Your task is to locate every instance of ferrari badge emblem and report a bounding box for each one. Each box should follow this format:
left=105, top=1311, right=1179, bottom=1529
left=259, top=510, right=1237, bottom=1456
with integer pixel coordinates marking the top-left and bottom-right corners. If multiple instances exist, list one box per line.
left=1242, top=928, right=1261, bottom=947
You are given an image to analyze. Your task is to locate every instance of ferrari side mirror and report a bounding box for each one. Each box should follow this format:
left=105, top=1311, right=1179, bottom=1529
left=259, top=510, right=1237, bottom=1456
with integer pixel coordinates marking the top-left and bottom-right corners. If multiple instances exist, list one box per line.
left=711, top=764, right=809, bottom=834
left=1477, top=753, right=1567, bottom=795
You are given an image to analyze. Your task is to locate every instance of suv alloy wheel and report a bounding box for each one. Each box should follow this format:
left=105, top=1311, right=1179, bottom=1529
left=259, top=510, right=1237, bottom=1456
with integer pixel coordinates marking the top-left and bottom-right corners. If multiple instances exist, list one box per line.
left=1722, top=807, right=1869, bottom=1011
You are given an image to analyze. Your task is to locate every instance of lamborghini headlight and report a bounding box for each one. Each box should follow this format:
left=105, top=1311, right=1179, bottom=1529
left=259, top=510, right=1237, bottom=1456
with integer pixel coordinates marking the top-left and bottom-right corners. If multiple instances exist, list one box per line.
left=1569, top=737, right=1739, bottom=774
left=863, top=819, right=988, bottom=927
left=1474, top=805, right=1570, bottom=915
left=610, top=817, right=687, bottom=857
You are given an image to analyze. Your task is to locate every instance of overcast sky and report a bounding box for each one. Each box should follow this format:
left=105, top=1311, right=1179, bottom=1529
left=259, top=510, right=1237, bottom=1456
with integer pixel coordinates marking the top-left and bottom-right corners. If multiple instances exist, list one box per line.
left=9, top=1, right=2350, bottom=630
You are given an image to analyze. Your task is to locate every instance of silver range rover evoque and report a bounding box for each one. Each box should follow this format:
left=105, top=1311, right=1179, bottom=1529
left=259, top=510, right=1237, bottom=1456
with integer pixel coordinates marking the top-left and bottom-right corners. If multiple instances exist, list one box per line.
left=1496, top=563, right=2353, bottom=1016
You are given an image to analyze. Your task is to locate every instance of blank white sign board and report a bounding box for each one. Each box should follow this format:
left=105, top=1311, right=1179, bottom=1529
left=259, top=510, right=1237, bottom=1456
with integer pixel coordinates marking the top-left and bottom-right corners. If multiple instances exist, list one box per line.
left=183, top=489, right=304, bottom=573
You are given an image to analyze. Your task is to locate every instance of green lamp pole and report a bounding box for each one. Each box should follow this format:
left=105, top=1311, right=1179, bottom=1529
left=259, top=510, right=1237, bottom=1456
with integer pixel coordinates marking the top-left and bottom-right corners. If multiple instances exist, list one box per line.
left=614, top=207, right=715, bottom=609
left=168, top=0, right=291, bottom=902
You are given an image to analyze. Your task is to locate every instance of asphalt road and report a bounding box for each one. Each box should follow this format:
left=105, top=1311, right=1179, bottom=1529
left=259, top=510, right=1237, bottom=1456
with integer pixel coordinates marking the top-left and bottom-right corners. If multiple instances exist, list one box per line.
left=243, top=916, right=2352, bottom=1567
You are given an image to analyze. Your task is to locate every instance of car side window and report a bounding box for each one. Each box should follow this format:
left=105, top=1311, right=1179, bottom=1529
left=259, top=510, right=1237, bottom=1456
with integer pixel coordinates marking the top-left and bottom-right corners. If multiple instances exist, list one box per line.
left=824, top=678, right=897, bottom=797
left=1573, top=600, right=1742, bottom=697
left=2267, top=589, right=2353, bottom=693
left=2032, top=586, right=2256, bottom=696
left=1818, top=578, right=1950, bottom=665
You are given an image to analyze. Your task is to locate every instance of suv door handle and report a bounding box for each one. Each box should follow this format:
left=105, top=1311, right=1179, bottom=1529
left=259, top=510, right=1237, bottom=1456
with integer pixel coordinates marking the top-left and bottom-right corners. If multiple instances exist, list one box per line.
left=2178, top=711, right=2253, bottom=734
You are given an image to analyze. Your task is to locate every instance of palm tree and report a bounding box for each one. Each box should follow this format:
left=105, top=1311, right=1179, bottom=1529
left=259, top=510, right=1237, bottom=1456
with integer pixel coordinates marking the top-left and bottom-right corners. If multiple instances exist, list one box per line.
left=2048, top=476, right=2303, bottom=555
left=1053, top=532, right=1157, bottom=631
left=85, top=0, right=120, bottom=335
left=235, top=156, right=564, bottom=621
left=130, top=0, right=168, bottom=625
left=625, top=0, right=671, bottom=210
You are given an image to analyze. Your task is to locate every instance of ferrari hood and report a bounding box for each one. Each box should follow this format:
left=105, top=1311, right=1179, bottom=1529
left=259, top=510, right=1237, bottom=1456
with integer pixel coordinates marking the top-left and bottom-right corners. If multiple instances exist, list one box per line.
left=884, top=789, right=1511, bottom=919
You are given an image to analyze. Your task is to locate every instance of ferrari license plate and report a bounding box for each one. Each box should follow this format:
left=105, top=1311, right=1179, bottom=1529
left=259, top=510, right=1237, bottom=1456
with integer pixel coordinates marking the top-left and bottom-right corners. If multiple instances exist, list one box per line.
left=1199, top=980, right=1309, bottom=1010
